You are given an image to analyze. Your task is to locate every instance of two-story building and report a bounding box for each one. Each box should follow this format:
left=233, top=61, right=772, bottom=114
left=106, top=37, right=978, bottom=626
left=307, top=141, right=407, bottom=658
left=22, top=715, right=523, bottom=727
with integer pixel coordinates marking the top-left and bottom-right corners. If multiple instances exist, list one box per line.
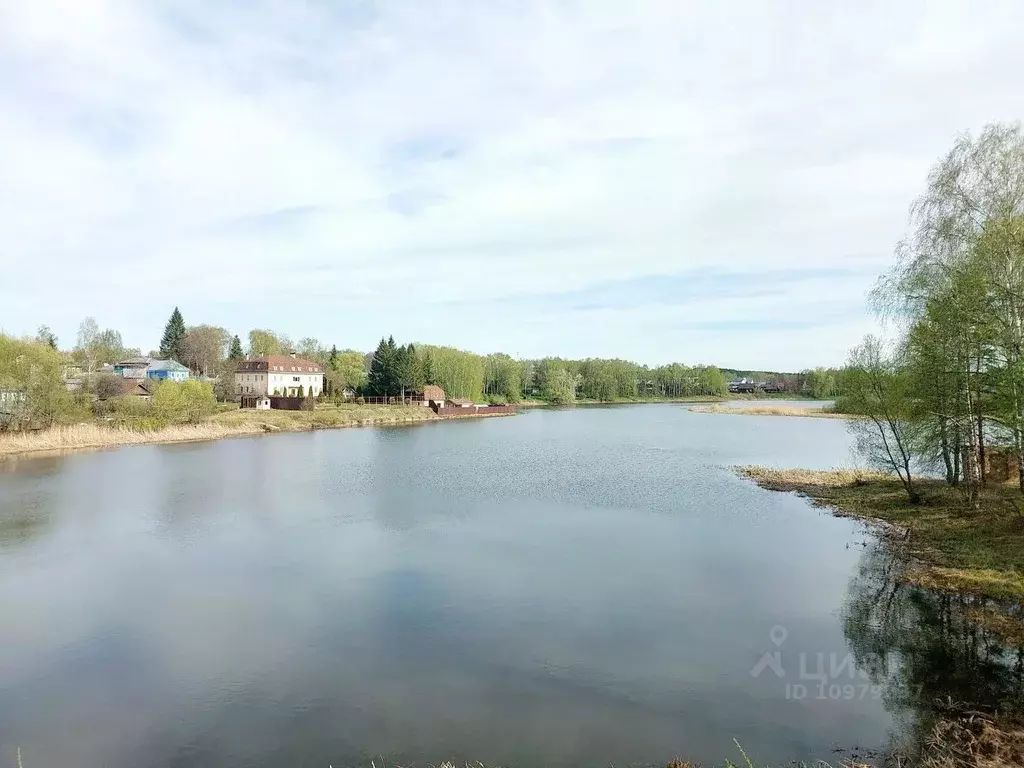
left=235, top=355, right=324, bottom=397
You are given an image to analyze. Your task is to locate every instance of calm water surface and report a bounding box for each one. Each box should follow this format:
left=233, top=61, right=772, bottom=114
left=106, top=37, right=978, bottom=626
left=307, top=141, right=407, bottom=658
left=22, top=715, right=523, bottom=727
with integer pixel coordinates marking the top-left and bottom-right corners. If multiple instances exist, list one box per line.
left=0, top=406, right=1009, bottom=766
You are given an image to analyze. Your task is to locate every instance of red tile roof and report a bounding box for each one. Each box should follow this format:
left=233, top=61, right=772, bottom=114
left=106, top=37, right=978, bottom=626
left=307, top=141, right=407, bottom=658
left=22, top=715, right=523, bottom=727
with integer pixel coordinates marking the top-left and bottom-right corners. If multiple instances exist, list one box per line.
left=237, top=356, right=324, bottom=373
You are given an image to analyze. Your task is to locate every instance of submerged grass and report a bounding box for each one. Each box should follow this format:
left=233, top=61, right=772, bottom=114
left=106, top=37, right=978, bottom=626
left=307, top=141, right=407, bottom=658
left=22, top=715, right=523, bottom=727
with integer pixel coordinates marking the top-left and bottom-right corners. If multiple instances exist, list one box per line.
left=738, top=466, right=1024, bottom=602
left=691, top=404, right=849, bottom=419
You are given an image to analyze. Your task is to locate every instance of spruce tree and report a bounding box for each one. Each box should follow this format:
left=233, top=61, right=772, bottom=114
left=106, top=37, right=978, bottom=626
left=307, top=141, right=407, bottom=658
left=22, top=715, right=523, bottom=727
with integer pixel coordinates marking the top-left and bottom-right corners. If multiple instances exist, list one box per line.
left=228, top=334, right=244, bottom=360
left=368, top=337, right=396, bottom=397
left=328, top=345, right=338, bottom=371
left=159, top=307, right=186, bottom=360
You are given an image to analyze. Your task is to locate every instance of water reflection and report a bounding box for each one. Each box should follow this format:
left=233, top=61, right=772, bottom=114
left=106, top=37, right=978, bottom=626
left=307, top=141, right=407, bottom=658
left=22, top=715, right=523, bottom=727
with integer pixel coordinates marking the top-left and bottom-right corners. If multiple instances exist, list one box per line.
left=842, top=540, right=1024, bottom=753
left=2, top=407, right=998, bottom=767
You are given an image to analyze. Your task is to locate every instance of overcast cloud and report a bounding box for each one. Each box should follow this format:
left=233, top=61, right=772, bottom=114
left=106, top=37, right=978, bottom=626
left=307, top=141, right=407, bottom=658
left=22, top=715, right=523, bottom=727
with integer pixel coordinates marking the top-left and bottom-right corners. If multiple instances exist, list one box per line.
left=1, top=1, right=1022, bottom=369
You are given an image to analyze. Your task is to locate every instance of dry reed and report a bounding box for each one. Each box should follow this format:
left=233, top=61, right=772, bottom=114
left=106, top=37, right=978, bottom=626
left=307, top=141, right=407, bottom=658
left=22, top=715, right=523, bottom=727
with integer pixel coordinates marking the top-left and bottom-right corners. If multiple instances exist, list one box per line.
left=0, top=422, right=264, bottom=459
left=690, top=404, right=849, bottom=419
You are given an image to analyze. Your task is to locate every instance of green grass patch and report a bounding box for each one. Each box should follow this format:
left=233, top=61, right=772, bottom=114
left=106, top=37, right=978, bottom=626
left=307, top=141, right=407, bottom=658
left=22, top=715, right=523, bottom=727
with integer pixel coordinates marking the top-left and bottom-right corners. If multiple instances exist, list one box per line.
left=211, top=403, right=438, bottom=431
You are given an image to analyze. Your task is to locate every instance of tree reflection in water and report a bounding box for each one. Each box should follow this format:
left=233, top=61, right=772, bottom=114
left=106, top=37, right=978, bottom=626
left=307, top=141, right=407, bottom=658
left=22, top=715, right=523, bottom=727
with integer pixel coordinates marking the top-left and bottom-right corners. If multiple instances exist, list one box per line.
left=842, top=541, right=1024, bottom=754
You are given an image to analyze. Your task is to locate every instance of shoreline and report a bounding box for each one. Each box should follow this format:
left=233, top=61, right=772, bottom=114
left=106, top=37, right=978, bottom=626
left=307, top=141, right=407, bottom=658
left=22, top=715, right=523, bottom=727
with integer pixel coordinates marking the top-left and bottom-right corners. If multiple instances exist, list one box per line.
left=738, top=466, right=1024, bottom=608
left=0, top=406, right=515, bottom=461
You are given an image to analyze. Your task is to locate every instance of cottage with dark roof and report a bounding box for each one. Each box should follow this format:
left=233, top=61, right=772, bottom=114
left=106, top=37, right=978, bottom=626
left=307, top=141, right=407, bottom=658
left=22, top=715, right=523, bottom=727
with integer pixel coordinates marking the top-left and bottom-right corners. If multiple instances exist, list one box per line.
left=235, top=355, right=324, bottom=397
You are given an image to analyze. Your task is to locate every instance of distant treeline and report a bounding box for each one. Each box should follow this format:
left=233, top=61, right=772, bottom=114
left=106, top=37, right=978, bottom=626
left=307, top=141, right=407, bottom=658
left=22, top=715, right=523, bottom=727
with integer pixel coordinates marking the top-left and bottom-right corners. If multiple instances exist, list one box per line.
left=2, top=309, right=845, bottom=432
left=359, top=337, right=738, bottom=404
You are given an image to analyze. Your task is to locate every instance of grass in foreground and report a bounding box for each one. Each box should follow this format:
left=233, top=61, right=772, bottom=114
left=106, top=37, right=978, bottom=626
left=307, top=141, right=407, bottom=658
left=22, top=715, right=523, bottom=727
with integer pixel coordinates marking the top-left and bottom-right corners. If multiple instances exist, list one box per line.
left=691, top=404, right=849, bottom=419
left=0, top=405, right=443, bottom=459
left=0, top=422, right=266, bottom=459
left=739, top=466, right=1024, bottom=601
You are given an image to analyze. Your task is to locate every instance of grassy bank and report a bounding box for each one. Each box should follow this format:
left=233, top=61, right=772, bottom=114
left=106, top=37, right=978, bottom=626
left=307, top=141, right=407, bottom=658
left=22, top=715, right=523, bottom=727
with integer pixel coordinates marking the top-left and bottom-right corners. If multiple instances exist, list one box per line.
left=211, top=402, right=439, bottom=430
left=692, top=404, right=847, bottom=418
left=0, top=404, right=443, bottom=460
left=739, top=467, right=1024, bottom=601
left=0, top=422, right=266, bottom=459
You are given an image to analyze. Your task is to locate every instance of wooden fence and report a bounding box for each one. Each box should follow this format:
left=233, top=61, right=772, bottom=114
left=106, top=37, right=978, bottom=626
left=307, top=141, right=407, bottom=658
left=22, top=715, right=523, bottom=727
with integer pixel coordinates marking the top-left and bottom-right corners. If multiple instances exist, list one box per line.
left=435, top=405, right=515, bottom=417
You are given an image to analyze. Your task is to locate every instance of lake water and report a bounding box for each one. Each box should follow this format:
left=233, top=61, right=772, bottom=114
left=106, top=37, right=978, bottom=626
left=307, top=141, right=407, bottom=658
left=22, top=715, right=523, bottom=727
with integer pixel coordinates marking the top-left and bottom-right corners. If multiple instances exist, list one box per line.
left=0, top=405, right=1011, bottom=767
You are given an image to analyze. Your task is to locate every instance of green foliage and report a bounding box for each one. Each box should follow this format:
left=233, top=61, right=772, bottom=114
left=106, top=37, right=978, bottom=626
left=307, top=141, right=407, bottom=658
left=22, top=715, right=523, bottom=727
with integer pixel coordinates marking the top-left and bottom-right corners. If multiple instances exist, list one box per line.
left=484, top=353, right=523, bottom=403
left=247, top=329, right=283, bottom=357
left=107, top=395, right=166, bottom=430
left=159, top=307, right=186, bottom=360
left=152, top=380, right=216, bottom=424
left=367, top=336, right=400, bottom=396
left=867, top=121, right=1024, bottom=505
left=416, top=344, right=485, bottom=400
left=326, top=349, right=367, bottom=394
left=297, top=337, right=327, bottom=362
left=228, top=335, right=244, bottom=360
left=535, top=360, right=577, bottom=404
left=74, top=317, right=129, bottom=371
left=0, top=335, right=89, bottom=429
left=803, top=367, right=839, bottom=399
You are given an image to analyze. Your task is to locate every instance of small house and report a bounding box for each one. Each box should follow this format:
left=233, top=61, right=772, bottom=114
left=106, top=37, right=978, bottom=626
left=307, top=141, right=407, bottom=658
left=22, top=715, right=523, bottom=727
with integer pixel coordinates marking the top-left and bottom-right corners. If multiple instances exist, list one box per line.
left=114, top=357, right=154, bottom=379
left=422, top=384, right=446, bottom=408
left=114, top=379, right=153, bottom=400
left=146, top=359, right=190, bottom=382
left=728, top=378, right=757, bottom=394
left=0, top=389, right=27, bottom=414
left=448, top=397, right=474, bottom=408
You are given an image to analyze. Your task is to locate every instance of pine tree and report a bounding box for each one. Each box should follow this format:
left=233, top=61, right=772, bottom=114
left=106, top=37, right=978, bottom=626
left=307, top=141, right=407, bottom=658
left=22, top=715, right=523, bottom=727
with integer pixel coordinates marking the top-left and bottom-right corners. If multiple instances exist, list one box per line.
left=159, top=307, right=186, bottom=360
left=228, top=335, right=244, bottom=360
left=368, top=337, right=397, bottom=397
left=328, top=345, right=338, bottom=371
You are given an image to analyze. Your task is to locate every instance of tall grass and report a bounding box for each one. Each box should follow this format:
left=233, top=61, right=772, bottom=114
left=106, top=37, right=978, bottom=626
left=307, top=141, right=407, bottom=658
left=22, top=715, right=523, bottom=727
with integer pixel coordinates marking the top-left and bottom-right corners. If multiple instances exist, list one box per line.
left=0, top=422, right=263, bottom=458
left=690, top=404, right=849, bottom=419
left=0, top=404, right=444, bottom=459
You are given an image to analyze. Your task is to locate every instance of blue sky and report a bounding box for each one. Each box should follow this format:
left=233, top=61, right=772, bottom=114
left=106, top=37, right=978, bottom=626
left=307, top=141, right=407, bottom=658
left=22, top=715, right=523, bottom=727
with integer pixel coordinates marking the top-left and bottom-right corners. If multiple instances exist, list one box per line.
left=1, top=1, right=1023, bottom=369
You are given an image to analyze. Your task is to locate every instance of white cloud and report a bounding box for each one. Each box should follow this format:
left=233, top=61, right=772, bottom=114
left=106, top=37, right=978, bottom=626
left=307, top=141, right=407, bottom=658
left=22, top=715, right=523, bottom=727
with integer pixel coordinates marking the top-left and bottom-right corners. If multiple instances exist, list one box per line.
left=0, top=0, right=1022, bottom=368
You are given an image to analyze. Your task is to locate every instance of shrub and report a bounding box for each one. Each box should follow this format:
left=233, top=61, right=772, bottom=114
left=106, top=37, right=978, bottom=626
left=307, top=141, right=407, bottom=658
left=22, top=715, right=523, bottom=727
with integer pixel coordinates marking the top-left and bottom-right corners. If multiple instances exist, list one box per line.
left=93, top=373, right=123, bottom=401
left=152, top=379, right=216, bottom=424
left=486, top=394, right=508, bottom=405
left=0, top=334, right=89, bottom=430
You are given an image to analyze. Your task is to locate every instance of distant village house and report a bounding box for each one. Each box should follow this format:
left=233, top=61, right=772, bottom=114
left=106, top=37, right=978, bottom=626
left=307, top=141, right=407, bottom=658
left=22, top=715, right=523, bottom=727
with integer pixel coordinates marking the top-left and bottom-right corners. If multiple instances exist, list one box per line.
left=111, top=357, right=190, bottom=382
left=144, top=359, right=190, bottom=382
left=113, top=357, right=153, bottom=379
